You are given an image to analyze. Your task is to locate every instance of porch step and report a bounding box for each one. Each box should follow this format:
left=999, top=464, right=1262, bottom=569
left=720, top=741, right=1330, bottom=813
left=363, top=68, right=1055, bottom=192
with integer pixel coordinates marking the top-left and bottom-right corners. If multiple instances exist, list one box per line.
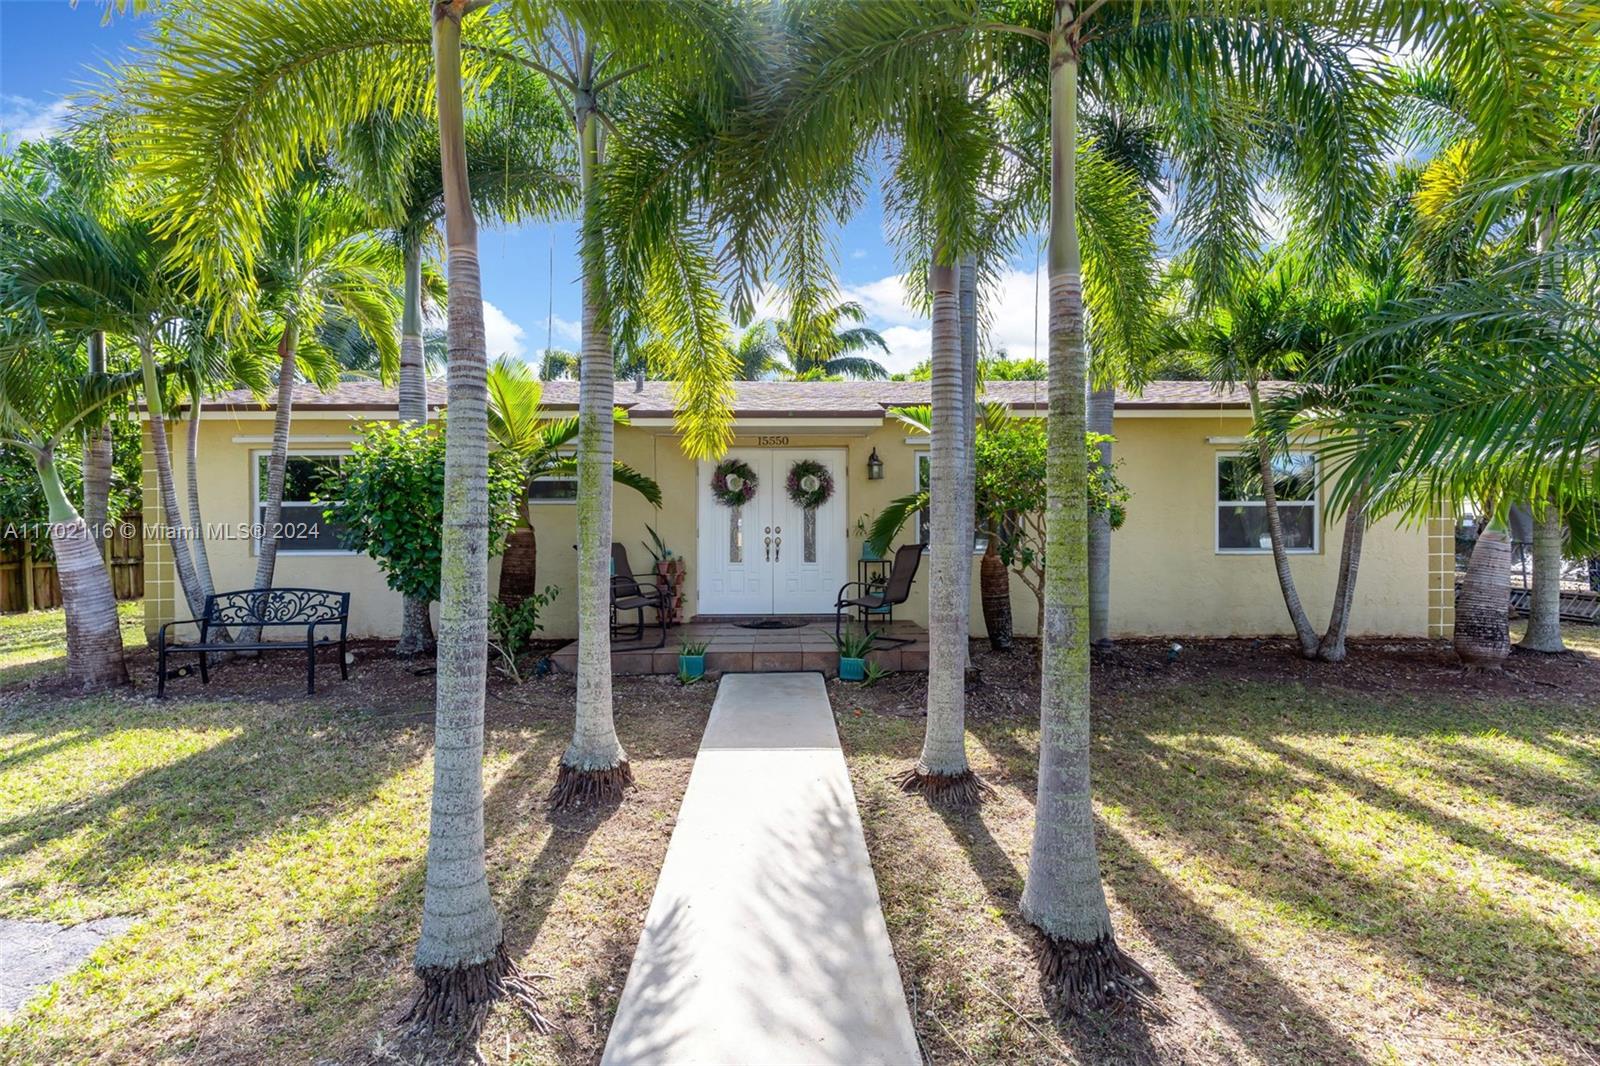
left=548, top=621, right=928, bottom=678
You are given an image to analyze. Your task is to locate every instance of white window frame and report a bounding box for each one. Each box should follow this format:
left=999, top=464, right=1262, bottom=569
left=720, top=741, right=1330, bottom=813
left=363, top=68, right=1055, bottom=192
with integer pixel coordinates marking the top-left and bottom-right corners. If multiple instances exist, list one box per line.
left=1214, top=451, right=1320, bottom=555
left=526, top=474, right=579, bottom=505
left=912, top=447, right=987, bottom=555
left=251, top=449, right=356, bottom=557
left=526, top=448, right=579, bottom=506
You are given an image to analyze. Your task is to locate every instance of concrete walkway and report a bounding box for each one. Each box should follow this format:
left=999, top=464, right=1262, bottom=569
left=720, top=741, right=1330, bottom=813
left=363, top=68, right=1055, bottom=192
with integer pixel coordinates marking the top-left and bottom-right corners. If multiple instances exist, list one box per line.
left=602, top=673, right=920, bottom=1066
left=0, top=917, right=131, bottom=1017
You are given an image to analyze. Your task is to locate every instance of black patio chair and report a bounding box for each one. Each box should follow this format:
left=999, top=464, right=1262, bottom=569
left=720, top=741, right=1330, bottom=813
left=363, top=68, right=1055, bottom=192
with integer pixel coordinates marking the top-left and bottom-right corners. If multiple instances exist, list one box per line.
left=611, top=543, right=669, bottom=649
left=835, top=543, right=923, bottom=648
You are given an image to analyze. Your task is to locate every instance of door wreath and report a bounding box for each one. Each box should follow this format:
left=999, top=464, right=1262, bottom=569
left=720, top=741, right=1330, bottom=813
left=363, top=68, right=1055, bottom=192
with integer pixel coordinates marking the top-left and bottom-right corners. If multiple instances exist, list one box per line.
left=786, top=459, right=834, bottom=563
left=711, top=458, right=758, bottom=563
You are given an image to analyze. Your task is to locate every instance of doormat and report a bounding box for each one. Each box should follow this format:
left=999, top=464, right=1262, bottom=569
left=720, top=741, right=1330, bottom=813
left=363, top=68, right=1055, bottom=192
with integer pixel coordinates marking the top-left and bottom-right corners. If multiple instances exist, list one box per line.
left=735, top=618, right=808, bottom=630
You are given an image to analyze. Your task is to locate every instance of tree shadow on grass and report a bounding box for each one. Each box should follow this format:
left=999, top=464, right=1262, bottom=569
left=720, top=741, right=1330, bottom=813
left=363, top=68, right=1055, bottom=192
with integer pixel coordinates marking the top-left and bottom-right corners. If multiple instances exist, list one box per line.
left=1097, top=729, right=1600, bottom=1051
left=932, top=804, right=1165, bottom=1065
left=1094, top=818, right=1372, bottom=1066
left=0, top=701, right=431, bottom=892
left=142, top=729, right=610, bottom=1064
left=1256, top=735, right=1600, bottom=892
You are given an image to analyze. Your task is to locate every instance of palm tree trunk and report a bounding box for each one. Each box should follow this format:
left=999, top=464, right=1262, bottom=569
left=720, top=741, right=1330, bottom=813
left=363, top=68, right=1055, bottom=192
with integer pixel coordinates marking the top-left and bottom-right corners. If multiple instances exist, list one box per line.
left=497, top=523, right=537, bottom=607
left=1455, top=527, right=1511, bottom=669
left=184, top=398, right=218, bottom=605
left=979, top=539, right=1013, bottom=651
left=397, top=235, right=436, bottom=657
left=1316, top=488, right=1367, bottom=663
left=409, top=2, right=546, bottom=1039
left=550, top=91, right=631, bottom=810
left=959, top=252, right=978, bottom=675
left=140, top=336, right=207, bottom=619
left=1519, top=501, right=1566, bottom=653
left=240, top=321, right=300, bottom=643
left=82, top=330, right=113, bottom=553
left=1086, top=384, right=1114, bottom=646
left=1020, top=23, right=1149, bottom=1012
left=37, top=442, right=127, bottom=691
left=1248, top=385, right=1319, bottom=658
left=899, top=252, right=986, bottom=806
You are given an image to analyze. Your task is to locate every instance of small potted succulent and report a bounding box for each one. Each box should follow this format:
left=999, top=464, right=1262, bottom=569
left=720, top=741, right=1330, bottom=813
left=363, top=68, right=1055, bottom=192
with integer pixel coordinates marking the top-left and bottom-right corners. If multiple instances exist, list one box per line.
left=678, top=639, right=709, bottom=680
left=834, top=627, right=876, bottom=682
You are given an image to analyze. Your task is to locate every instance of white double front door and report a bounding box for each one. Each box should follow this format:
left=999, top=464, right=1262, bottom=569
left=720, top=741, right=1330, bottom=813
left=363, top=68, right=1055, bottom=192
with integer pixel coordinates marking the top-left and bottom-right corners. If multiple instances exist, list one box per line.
left=697, top=448, right=847, bottom=615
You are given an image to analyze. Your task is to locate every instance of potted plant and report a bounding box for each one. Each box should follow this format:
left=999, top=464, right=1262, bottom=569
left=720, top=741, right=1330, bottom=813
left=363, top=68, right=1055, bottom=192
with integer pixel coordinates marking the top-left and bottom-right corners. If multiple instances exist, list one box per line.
left=679, top=639, right=709, bottom=680
left=855, top=513, right=883, bottom=560
left=834, top=627, right=876, bottom=682
left=644, top=524, right=687, bottom=623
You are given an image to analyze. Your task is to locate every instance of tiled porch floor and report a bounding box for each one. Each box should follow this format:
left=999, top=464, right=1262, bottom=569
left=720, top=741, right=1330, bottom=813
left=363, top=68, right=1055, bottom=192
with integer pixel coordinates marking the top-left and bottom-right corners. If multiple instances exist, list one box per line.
left=549, top=619, right=928, bottom=677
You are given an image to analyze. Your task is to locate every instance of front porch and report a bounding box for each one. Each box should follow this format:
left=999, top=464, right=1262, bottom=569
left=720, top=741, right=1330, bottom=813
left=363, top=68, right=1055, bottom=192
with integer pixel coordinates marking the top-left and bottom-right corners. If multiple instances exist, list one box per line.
left=549, top=618, right=929, bottom=677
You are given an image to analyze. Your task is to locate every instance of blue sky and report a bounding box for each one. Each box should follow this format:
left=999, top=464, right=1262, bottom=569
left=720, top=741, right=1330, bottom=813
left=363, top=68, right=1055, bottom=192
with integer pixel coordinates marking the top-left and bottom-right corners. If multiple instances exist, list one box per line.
left=0, top=0, right=1052, bottom=374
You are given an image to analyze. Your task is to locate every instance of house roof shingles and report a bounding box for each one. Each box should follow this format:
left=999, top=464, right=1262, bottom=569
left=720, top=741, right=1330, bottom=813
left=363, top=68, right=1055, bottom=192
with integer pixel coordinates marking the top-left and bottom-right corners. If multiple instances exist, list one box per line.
left=191, top=377, right=1277, bottom=416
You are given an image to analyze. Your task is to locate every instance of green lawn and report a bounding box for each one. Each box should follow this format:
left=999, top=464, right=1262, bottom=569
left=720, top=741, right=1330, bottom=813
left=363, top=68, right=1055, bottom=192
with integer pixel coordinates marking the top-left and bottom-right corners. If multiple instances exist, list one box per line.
left=0, top=603, right=145, bottom=686
left=0, top=644, right=712, bottom=1065
left=2, top=612, right=1596, bottom=1064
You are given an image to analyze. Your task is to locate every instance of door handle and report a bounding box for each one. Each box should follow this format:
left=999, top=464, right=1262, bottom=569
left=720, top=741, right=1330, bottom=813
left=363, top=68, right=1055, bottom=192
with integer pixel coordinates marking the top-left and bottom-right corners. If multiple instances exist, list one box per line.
left=764, top=535, right=772, bottom=562
left=774, top=534, right=781, bottom=562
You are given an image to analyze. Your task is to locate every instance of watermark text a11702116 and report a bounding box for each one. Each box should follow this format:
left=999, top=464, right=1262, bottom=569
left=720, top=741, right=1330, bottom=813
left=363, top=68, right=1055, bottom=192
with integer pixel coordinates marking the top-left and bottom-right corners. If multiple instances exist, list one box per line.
left=3, top=520, right=322, bottom=543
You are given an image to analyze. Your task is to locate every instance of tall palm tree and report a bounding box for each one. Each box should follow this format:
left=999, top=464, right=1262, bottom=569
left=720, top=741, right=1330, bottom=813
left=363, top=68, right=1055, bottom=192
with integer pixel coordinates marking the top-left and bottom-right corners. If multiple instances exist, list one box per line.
left=337, top=74, right=575, bottom=654
left=503, top=1, right=759, bottom=810
left=0, top=177, right=221, bottom=622
left=485, top=356, right=661, bottom=607
left=406, top=0, right=546, bottom=1037
left=780, top=0, right=1535, bottom=1011
left=0, top=327, right=137, bottom=690
left=240, top=177, right=401, bottom=642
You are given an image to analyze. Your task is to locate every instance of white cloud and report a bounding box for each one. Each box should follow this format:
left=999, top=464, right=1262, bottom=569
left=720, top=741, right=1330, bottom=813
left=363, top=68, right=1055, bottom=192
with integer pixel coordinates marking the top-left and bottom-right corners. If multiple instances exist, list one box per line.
left=482, top=301, right=527, bottom=360
left=838, top=263, right=1052, bottom=372
left=0, top=95, right=70, bottom=146
left=850, top=248, right=868, bottom=260
left=877, top=326, right=931, bottom=373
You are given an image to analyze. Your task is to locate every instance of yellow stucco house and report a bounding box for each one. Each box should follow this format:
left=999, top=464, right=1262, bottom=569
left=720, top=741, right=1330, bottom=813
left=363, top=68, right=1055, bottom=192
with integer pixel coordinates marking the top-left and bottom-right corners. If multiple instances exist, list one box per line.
left=139, top=378, right=1455, bottom=643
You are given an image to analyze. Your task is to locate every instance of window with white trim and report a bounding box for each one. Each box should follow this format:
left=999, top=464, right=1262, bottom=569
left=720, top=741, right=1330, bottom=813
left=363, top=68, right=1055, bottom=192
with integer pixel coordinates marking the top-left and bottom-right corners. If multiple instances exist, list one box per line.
left=527, top=475, right=578, bottom=503
left=1216, top=452, right=1319, bottom=553
left=914, top=448, right=987, bottom=554
left=254, top=452, right=351, bottom=554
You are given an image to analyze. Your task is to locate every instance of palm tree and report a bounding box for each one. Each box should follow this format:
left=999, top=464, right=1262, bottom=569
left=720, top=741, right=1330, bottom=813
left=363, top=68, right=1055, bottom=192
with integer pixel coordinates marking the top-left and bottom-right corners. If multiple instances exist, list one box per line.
left=0, top=172, right=221, bottom=623
left=1178, top=262, right=1326, bottom=657
left=730, top=321, right=786, bottom=380
left=0, top=327, right=137, bottom=691
left=240, top=177, right=401, bottom=642
left=337, top=77, right=574, bottom=654
left=503, top=2, right=760, bottom=810
left=485, top=356, right=661, bottom=607
left=779, top=0, right=1532, bottom=1010
left=3, top=138, right=123, bottom=553
left=406, top=0, right=546, bottom=1037
left=537, top=348, right=579, bottom=381
left=774, top=298, right=890, bottom=379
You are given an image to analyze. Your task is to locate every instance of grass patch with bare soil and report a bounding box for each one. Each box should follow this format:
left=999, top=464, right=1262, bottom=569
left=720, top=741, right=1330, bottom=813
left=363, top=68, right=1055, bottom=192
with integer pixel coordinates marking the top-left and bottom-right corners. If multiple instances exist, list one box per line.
left=837, top=625, right=1600, bottom=1066
left=0, top=602, right=144, bottom=687
left=0, top=638, right=713, bottom=1065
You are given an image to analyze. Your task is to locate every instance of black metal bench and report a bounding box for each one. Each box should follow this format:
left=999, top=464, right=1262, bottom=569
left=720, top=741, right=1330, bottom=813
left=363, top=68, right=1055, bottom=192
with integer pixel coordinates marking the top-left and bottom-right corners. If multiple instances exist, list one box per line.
left=158, top=588, right=350, bottom=697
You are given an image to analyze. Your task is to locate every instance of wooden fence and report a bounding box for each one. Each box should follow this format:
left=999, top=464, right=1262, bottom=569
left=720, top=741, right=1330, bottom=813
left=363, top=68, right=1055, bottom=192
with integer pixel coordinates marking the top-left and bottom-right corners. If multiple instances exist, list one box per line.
left=0, top=515, right=145, bottom=613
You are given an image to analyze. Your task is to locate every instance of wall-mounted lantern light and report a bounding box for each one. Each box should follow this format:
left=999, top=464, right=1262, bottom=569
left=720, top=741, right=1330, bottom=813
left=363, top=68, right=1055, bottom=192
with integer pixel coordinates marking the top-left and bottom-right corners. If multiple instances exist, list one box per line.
left=866, top=447, right=884, bottom=480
